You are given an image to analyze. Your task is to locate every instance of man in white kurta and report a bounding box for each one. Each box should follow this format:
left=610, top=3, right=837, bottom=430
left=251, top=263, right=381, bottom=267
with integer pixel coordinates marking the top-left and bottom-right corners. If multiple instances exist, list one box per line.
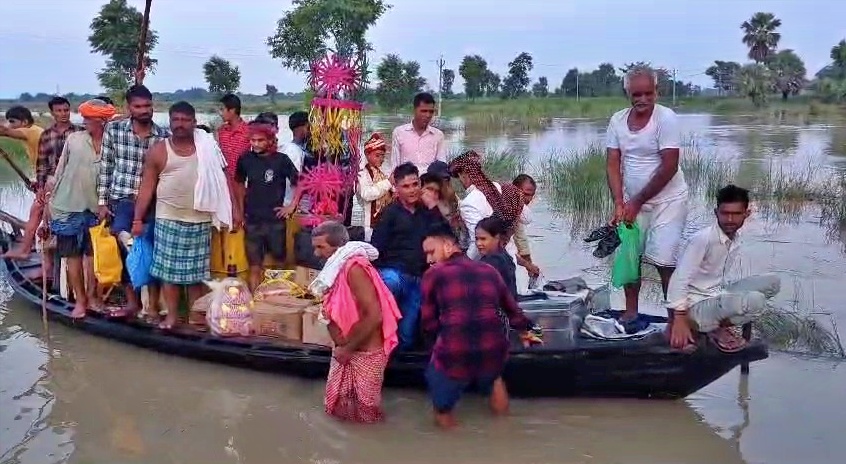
left=606, top=66, right=689, bottom=331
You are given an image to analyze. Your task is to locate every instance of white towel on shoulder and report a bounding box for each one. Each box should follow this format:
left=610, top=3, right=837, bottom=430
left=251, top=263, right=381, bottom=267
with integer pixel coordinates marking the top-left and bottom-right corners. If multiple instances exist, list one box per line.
left=193, top=129, right=232, bottom=230
left=309, top=241, right=379, bottom=298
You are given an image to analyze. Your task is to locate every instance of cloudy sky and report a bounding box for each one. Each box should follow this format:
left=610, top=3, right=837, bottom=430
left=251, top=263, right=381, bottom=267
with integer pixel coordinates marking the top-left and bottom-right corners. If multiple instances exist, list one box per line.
left=1, top=0, right=843, bottom=97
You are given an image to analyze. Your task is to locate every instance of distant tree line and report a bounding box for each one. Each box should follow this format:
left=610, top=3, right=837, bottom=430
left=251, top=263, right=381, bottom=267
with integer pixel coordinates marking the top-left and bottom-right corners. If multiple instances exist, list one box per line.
left=703, top=12, right=846, bottom=105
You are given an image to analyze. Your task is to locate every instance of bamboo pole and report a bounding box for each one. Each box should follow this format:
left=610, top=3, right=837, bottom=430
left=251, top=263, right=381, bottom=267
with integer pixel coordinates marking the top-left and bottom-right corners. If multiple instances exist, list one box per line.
left=135, top=0, right=153, bottom=85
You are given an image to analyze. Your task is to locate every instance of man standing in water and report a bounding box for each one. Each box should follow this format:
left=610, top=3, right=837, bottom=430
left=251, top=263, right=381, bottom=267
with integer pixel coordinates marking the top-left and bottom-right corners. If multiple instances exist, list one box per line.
left=390, top=92, right=447, bottom=172
left=420, top=226, right=537, bottom=429
left=309, top=221, right=401, bottom=423
left=605, top=65, right=689, bottom=333
left=98, top=85, right=169, bottom=319
left=3, top=98, right=81, bottom=261
left=133, top=102, right=216, bottom=330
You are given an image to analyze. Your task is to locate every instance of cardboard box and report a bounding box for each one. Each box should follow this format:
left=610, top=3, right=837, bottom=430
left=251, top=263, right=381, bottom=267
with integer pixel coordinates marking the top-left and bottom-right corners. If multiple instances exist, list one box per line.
left=302, top=305, right=334, bottom=347
left=294, top=266, right=319, bottom=289
left=251, top=297, right=313, bottom=340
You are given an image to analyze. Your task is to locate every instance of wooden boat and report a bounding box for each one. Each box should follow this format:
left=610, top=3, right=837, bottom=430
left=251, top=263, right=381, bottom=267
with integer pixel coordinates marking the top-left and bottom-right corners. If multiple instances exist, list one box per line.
left=0, top=213, right=768, bottom=399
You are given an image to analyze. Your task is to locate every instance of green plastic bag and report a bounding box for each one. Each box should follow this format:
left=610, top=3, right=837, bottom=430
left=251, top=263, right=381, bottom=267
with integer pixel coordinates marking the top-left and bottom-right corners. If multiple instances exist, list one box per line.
left=611, top=223, right=642, bottom=288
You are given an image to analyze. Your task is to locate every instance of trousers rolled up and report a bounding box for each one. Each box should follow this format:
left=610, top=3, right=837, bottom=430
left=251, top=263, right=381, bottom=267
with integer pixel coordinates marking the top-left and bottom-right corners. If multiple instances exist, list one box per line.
left=689, top=274, right=781, bottom=333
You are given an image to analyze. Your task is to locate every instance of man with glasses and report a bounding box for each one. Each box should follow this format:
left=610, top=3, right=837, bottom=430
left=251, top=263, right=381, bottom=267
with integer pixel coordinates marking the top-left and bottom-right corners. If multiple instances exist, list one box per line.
left=605, top=65, right=689, bottom=334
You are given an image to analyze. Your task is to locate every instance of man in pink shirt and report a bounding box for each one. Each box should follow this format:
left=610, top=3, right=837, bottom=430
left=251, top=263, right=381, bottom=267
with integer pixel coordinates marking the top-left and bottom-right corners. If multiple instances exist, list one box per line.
left=390, top=92, right=448, bottom=172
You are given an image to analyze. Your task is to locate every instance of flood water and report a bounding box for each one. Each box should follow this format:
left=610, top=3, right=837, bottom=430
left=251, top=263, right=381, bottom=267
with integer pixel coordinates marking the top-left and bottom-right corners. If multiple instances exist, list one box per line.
left=2, top=112, right=846, bottom=464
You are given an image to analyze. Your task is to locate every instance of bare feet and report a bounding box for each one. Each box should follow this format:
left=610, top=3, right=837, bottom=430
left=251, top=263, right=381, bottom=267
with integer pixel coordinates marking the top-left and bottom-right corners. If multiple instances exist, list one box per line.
left=70, top=302, right=87, bottom=319
left=489, top=378, right=510, bottom=416
left=434, top=411, right=458, bottom=429
left=158, top=313, right=177, bottom=331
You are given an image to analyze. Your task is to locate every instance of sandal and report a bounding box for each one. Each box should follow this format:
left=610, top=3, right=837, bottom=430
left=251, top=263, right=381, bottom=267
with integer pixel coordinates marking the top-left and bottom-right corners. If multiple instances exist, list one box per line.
left=708, top=328, right=747, bottom=353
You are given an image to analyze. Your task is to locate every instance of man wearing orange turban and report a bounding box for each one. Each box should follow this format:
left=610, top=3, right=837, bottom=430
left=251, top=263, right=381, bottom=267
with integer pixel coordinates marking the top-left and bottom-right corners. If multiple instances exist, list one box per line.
left=45, top=99, right=116, bottom=319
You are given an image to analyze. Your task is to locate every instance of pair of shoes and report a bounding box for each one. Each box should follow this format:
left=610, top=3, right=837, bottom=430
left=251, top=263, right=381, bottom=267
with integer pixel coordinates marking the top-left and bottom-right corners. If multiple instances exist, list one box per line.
left=584, top=225, right=620, bottom=259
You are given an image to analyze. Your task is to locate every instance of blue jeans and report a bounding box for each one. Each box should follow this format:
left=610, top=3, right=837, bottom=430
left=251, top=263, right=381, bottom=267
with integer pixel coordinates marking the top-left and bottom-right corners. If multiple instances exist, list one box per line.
left=378, top=268, right=422, bottom=350
left=425, top=363, right=499, bottom=413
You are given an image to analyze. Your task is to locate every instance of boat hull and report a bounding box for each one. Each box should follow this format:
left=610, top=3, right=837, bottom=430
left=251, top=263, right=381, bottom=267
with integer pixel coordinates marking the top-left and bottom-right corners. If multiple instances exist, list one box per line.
left=1, top=232, right=767, bottom=399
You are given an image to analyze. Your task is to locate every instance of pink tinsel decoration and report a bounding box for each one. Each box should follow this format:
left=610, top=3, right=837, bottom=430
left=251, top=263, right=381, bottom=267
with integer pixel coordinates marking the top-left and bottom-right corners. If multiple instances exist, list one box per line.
left=297, top=163, right=347, bottom=227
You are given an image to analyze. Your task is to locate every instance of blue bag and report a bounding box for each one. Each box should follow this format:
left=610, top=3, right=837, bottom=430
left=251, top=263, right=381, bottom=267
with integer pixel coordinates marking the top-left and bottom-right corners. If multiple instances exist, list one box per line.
left=127, top=233, right=154, bottom=289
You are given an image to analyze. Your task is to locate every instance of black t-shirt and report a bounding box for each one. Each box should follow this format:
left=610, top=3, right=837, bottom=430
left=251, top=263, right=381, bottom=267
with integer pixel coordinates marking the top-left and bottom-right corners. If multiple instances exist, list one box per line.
left=235, top=151, right=298, bottom=223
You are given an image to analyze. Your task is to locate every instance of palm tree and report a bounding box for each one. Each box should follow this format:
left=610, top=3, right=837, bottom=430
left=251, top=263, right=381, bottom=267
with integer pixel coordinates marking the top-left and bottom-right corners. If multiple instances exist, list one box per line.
left=741, top=12, right=782, bottom=63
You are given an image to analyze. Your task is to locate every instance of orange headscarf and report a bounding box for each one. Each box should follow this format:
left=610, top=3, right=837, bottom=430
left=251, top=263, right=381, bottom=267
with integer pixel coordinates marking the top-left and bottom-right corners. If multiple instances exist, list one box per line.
left=78, top=99, right=116, bottom=120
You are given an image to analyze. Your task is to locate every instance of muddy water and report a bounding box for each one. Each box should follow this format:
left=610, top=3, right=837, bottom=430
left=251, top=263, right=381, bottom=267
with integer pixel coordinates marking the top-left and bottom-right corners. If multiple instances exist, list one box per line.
left=2, top=114, right=846, bottom=464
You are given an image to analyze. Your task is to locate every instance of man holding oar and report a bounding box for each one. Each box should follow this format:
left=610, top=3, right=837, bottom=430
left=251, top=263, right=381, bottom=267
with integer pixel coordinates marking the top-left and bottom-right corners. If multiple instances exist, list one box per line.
left=605, top=65, right=689, bottom=333
left=0, top=105, right=50, bottom=260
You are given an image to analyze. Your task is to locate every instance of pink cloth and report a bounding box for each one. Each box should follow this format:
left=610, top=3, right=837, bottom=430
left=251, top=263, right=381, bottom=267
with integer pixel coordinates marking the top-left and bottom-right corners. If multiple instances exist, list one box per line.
left=390, top=123, right=447, bottom=170
left=323, top=256, right=402, bottom=355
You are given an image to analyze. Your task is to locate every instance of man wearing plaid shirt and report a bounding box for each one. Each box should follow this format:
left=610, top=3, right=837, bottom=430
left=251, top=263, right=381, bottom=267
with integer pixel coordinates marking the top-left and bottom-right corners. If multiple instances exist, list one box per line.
left=420, top=225, right=537, bottom=429
left=97, top=85, right=170, bottom=319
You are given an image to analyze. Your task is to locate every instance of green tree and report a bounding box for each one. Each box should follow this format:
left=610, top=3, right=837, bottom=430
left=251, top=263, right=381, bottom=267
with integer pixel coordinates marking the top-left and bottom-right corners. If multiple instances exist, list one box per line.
left=266, top=0, right=390, bottom=91
left=458, top=55, right=489, bottom=100
left=483, top=70, right=501, bottom=98
left=741, top=12, right=782, bottom=63
left=736, top=63, right=774, bottom=106
left=203, top=55, right=241, bottom=96
left=765, top=49, right=806, bottom=99
left=558, top=68, right=579, bottom=96
left=375, top=54, right=425, bottom=111
left=532, top=77, right=549, bottom=97
left=821, top=39, right=846, bottom=80
left=501, top=52, right=533, bottom=99
left=440, top=68, right=455, bottom=98
left=88, top=0, right=158, bottom=98
left=705, top=60, right=742, bottom=94
left=266, top=84, right=279, bottom=104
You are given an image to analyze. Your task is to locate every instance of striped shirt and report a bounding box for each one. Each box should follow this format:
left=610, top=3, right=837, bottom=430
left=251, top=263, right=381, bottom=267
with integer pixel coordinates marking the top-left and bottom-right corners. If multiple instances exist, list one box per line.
left=97, top=119, right=170, bottom=205
left=36, top=123, right=84, bottom=189
left=217, top=119, right=250, bottom=180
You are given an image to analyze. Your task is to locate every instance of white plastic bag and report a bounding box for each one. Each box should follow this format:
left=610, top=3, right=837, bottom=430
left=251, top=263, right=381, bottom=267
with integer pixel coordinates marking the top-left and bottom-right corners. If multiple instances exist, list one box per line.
left=204, top=277, right=253, bottom=337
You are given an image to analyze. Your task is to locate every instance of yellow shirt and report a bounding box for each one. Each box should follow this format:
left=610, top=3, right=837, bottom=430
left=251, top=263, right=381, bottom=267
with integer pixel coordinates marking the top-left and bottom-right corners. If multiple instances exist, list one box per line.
left=17, top=125, right=44, bottom=168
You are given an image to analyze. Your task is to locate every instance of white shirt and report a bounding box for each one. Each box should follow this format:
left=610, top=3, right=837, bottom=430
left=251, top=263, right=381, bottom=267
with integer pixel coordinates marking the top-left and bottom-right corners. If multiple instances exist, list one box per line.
left=280, top=140, right=305, bottom=205
left=666, top=223, right=743, bottom=310
left=605, top=104, right=688, bottom=205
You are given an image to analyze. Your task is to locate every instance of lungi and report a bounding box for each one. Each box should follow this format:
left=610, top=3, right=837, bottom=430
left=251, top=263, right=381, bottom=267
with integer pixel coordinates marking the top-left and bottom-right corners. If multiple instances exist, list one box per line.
left=150, top=219, right=211, bottom=285
left=324, top=348, right=389, bottom=423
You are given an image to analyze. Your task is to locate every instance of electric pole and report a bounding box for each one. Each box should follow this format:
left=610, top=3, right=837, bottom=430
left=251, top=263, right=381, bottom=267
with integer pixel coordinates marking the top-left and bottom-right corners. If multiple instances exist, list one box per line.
left=436, top=54, right=445, bottom=118
left=575, top=69, right=580, bottom=102
left=672, top=68, right=678, bottom=107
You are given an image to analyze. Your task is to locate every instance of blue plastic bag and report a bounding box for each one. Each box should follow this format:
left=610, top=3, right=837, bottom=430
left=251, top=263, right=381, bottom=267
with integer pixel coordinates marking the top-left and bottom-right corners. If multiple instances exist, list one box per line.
left=127, top=234, right=154, bottom=289
left=611, top=223, right=642, bottom=288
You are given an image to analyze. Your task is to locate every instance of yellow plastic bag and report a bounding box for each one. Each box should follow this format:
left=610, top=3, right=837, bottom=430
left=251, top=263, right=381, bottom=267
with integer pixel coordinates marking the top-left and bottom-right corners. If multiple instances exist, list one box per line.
left=89, top=221, right=123, bottom=285
left=210, top=228, right=249, bottom=279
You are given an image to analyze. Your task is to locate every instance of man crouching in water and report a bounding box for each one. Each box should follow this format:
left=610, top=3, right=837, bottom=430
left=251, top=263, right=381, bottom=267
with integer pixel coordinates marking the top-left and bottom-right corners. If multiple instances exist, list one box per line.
left=420, top=225, right=538, bottom=429
left=309, top=221, right=402, bottom=423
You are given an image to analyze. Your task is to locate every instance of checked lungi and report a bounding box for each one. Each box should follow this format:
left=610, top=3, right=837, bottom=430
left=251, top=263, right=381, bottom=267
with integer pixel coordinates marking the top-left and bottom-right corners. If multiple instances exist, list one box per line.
left=150, top=219, right=212, bottom=285
left=324, top=349, right=389, bottom=423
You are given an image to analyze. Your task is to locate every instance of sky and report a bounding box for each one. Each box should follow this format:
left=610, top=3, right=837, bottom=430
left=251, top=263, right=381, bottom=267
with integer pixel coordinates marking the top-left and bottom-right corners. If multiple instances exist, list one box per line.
left=1, top=0, right=844, bottom=98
